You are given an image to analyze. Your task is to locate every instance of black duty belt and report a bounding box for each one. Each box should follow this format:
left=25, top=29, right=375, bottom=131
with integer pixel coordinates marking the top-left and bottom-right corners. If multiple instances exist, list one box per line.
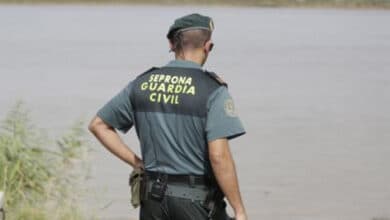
left=145, top=181, right=209, bottom=201
left=145, top=171, right=209, bottom=186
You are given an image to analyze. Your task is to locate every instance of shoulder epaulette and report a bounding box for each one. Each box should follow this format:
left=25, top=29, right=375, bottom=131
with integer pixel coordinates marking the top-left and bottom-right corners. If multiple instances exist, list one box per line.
left=205, top=71, right=228, bottom=87
left=136, top=67, right=159, bottom=78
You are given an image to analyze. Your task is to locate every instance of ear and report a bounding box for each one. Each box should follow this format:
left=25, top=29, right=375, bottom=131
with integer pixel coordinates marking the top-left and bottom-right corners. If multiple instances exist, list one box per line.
left=169, top=40, right=174, bottom=52
left=204, top=40, right=213, bottom=53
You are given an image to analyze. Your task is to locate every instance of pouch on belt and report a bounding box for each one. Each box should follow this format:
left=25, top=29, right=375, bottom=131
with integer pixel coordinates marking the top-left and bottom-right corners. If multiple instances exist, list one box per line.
left=129, top=168, right=144, bottom=208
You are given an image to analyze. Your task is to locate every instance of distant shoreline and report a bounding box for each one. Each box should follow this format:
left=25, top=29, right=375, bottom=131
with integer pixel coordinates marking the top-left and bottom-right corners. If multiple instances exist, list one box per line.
left=0, top=0, right=389, bottom=9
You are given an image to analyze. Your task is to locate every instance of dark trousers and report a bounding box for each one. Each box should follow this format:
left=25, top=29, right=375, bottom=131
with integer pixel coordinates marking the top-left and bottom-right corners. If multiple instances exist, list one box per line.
left=140, top=196, right=231, bottom=220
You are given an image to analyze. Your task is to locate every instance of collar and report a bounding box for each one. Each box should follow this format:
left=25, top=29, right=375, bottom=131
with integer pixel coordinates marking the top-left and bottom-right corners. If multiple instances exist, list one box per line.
left=164, top=59, right=203, bottom=70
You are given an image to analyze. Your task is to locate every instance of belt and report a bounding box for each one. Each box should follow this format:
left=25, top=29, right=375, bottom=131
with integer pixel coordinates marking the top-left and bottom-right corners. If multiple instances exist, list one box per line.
left=145, top=171, right=209, bottom=186
left=145, top=181, right=209, bottom=201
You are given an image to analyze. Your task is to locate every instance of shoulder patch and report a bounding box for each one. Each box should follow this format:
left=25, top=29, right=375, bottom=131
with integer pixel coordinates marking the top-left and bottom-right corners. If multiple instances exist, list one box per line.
left=205, top=71, right=228, bottom=87
left=136, top=67, right=159, bottom=78
left=224, top=98, right=237, bottom=117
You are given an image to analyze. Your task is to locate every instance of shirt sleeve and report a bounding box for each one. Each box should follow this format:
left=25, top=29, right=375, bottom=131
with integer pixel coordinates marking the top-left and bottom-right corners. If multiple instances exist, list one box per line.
left=206, top=86, right=246, bottom=142
left=97, top=82, right=134, bottom=134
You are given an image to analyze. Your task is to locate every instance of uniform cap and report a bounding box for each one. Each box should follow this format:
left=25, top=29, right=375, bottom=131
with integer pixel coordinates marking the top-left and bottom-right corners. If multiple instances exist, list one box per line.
left=167, top=13, right=214, bottom=40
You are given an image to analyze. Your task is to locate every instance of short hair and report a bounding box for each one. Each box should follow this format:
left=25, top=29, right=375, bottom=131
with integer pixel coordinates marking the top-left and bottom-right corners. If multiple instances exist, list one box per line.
left=171, top=29, right=211, bottom=53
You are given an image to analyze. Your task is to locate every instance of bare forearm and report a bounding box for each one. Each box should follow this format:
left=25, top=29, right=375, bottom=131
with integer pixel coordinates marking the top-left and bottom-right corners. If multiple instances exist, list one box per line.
left=89, top=117, right=142, bottom=168
left=209, top=139, right=246, bottom=216
left=211, top=152, right=245, bottom=214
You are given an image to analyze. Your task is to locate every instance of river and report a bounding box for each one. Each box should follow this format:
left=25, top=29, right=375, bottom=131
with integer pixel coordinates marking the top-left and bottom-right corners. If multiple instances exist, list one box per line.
left=0, top=5, right=389, bottom=220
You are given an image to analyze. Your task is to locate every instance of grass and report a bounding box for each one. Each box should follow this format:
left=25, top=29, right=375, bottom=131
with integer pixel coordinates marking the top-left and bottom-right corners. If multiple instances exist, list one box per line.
left=0, top=101, right=92, bottom=220
left=0, top=0, right=389, bottom=8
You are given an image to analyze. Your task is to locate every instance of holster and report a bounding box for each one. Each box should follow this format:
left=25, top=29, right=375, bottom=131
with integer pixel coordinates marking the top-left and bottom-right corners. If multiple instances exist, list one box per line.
left=142, top=173, right=168, bottom=202
left=129, top=169, right=144, bottom=208
left=204, top=187, right=224, bottom=219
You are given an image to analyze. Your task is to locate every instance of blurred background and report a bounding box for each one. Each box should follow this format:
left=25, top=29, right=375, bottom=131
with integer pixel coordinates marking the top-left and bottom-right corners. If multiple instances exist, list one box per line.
left=0, top=1, right=389, bottom=220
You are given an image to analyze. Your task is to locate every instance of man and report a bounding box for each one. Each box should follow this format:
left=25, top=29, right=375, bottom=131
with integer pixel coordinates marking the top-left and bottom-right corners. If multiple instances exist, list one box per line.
left=89, top=13, right=247, bottom=220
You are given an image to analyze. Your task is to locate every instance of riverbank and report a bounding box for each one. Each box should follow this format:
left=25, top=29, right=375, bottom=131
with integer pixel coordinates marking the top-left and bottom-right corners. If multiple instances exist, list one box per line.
left=0, top=0, right=389, bottom=9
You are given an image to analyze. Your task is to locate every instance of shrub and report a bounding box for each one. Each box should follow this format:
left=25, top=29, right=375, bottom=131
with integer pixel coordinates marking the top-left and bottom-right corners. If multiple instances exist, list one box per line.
left=0, top=102, right=91, bottom=220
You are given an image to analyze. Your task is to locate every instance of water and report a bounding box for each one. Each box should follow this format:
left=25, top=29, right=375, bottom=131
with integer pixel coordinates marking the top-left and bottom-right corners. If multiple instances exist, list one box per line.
left=1, top=5, right=390, bottom=220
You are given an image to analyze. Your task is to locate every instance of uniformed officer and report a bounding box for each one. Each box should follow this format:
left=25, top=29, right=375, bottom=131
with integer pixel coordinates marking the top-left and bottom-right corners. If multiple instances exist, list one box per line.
left=89, top=13, right=247, bottom=220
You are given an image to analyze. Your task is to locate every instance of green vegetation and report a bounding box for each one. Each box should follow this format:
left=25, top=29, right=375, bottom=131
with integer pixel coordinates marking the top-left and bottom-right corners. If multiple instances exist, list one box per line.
left=0, top=102, right=92, bottom=220
left=0, top=0, right=389, bottom=8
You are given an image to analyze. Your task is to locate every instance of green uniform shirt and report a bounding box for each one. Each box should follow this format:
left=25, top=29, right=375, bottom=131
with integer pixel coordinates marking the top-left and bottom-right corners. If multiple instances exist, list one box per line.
left=97, top=60, right=245, bottom=175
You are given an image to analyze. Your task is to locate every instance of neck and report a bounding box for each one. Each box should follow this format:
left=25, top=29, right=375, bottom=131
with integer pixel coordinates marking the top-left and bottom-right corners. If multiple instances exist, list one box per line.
left=175, top=51, right=205, bottom=66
